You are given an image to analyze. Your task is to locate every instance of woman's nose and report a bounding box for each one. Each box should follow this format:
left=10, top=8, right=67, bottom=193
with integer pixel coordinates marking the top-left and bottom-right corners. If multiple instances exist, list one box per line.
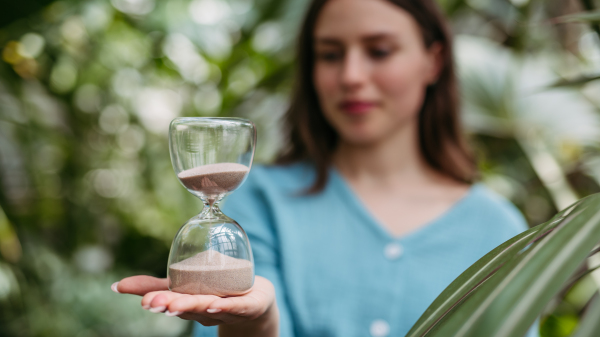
left=340, top=49, right=368, bottom=91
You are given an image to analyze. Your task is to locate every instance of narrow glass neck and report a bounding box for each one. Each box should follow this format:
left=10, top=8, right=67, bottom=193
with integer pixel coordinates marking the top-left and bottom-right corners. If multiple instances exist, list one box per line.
left=200, top=202, right=225, bottom=220
left=197, top=193, right=226, bottom=209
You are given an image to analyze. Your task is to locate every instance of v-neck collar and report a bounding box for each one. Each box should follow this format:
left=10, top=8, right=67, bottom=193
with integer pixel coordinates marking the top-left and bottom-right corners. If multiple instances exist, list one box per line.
left=328, top=167, right=480, bottom=243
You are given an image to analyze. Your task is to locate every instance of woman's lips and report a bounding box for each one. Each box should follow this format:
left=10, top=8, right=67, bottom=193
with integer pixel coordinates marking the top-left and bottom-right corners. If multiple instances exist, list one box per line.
left=339, top=101, right=377, bottom=115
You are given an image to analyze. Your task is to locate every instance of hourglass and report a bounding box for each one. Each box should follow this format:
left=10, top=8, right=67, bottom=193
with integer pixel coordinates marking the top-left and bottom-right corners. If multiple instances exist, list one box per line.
left=167, top=117, right=256, bottom=297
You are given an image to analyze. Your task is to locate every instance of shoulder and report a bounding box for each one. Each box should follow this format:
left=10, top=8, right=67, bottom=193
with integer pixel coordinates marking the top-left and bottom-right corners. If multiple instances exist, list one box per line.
left=224, top=162, right=315, bottom=211
left=244, top=162, right=315, bottom=193
left=466, top=183, right=529, bottom=233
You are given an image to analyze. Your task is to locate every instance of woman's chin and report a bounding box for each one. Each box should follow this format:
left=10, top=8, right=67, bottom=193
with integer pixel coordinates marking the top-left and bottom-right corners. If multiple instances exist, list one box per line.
left=334, top=119, right=396, bottom=146
left=338, top=131, right=383, bottom=146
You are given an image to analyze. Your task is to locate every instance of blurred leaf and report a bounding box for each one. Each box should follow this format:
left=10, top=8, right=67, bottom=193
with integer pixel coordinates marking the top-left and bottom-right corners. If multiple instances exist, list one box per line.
left=408, top=194, right=600, bottom=337
left=0, top=0, right=54, bottom=28
left=547, top=75, right=600, bottom=88
left=572, top=294, right=600, bottom=337
left=540, top=314, right=579, bottom=337
left=406, top=225, right=542, bottom=337
left=0, top=205, right=21, bottom=263
left=555, top=10, right=600, bottom=24
left=406, top=202, right=575, bottom=337
left=436, top=0, right=468, bottom=16
left=516, top=132, right=579, bottom=211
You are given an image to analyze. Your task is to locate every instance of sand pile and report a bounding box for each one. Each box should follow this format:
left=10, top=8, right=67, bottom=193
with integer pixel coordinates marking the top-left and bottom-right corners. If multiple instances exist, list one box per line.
left=177, top=163, right=248, bottom=196
left=169, top=250, right=253, bottom=296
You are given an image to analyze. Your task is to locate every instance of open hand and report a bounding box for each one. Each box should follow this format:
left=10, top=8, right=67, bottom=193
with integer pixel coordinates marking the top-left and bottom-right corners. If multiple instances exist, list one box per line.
left=112, top=275, right=276, bottom=328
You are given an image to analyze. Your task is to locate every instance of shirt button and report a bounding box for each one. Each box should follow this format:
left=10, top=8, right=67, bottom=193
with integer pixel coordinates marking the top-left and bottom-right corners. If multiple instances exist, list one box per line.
left=384, top=243, right=403, bottom=260
left=370, top=319, right=390, bottom=337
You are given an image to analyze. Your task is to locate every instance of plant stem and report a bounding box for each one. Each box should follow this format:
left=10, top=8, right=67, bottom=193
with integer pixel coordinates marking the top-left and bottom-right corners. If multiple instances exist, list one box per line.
left=579, top=0, right=600, bottom=39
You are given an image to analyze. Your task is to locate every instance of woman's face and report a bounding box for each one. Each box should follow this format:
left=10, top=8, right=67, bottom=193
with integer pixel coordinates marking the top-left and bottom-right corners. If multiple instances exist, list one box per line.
left=313, top=0, right=442, bottom=145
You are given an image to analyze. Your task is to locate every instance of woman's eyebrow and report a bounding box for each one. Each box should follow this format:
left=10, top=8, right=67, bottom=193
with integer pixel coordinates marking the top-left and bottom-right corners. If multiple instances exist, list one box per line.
left=362, top=32, right=396, bottom=42
left=314, top=37, right=343, bottom=46
left=314, top=33, right=396, bottom=46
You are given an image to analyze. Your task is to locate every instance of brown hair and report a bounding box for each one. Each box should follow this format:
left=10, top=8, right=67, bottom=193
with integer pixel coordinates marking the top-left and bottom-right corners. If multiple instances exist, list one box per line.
left=276, top=0, right=476, bottom=193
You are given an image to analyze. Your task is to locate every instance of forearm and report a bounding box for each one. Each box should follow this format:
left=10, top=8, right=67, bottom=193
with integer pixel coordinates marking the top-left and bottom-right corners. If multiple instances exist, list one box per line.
left=218, top=301, right=279, bottom=337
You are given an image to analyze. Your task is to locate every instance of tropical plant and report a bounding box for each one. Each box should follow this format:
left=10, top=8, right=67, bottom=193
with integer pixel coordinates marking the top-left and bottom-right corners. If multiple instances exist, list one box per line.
left=406, top=193, right=600, bottom=337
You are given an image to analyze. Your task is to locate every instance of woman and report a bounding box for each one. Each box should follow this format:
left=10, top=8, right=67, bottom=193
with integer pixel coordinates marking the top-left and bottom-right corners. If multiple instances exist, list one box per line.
left=113, top=0, right=532, bottom=336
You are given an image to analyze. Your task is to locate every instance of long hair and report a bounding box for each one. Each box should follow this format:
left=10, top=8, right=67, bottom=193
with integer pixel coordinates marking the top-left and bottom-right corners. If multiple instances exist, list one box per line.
left=276, top=0, right=476, bottom=193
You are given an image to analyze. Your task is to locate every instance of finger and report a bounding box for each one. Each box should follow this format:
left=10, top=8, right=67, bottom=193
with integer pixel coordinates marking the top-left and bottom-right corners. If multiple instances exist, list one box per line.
left=168, top=296, right=247, bottom=325
left=208, top=277, right=275, bottom=319
left=140, top=291, right=183, bottom=312
left=141, top=291, right=167, bottom=310
left=178, top=312, right=223, bottom=326
left=166, top=294, right=221, bottom=315
left=163, top=295, right=226, bottom=325
left=115, top=276, right=168, bottom=296
left=150, top=291, right=200, bottom=313
left=208, top=295, right=262, bottom=319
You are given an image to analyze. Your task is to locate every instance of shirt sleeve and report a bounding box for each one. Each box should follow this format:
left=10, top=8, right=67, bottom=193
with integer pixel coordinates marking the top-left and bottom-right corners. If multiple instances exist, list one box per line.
left=193, top=168, right=294, bottom=337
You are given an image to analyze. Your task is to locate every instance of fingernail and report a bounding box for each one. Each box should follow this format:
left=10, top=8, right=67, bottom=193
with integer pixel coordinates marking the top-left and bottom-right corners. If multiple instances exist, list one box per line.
left=165, top=310, right=182, bottom=317
left=149, top=306, right=166, bottom=313
left=111, top=282, right=120, bottom=294
left=142, top=304, right=150, bottom=310
left=206, top=308, right=221, bottom=313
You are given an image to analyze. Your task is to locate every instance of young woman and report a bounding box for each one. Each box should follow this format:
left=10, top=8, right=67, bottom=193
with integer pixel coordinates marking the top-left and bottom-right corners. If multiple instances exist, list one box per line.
left=113, top=0, right=533, bottom=336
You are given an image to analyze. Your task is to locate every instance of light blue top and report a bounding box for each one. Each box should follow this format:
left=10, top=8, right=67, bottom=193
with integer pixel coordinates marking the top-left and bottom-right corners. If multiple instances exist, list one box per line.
left=194, top=163, right=535, bottom=337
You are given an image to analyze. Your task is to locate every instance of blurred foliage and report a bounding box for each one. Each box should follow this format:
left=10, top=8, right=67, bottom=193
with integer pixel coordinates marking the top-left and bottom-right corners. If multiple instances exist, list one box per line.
left=0, top=0, right=599, bottom=336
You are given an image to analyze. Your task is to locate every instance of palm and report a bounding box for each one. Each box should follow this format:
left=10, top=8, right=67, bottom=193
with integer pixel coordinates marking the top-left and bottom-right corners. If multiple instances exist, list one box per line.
left=115, top=275, right=275, bottom=326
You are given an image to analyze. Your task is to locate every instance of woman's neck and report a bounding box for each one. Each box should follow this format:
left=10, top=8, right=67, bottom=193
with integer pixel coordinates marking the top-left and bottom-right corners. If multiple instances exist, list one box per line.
left=333, top=120, right=443, bottom=186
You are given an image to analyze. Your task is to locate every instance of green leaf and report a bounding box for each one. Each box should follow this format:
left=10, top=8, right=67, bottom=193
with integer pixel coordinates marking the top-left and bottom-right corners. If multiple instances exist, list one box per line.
left=407, top=195, right=600, bottom=337
left=572, top=295, right=600, bottom=337
left=547, top=75, right=600, bottom=88
left=425, top=195, right=600, bottom=337
left=406, top=200, right=580, bottom=337
left=555, top=10, right=600, bottom=24
left=405, top=226, right=541, bottom=337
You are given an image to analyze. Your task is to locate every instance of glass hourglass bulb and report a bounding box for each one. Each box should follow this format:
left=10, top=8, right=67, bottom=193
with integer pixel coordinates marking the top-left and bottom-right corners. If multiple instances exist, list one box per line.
left=167, top=117, right=256, bottom=296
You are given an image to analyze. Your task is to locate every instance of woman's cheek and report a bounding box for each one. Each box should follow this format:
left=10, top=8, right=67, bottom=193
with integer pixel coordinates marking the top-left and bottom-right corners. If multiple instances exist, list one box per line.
left=375, top=64, right=410, bottom=100
left=376, top=62, right=427, bottom=119
left=314, top=65, right=338, bottom=97
left=314, top=66, right=342, bottom=121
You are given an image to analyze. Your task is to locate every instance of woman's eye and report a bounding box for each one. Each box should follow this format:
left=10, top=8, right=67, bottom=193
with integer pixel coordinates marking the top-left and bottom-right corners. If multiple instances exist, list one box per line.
left=369, top=48, right=393, bottom=59
left=317, top=51, right=342, bottom=62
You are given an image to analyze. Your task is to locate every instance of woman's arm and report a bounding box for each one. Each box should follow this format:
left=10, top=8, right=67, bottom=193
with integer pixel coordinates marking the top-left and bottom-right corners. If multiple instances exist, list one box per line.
left=113, top=275, right=279, bottom=337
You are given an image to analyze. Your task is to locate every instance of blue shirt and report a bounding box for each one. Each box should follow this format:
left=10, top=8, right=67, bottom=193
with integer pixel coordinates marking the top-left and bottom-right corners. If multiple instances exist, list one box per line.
left=194, top=163, right=532, bottom=337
